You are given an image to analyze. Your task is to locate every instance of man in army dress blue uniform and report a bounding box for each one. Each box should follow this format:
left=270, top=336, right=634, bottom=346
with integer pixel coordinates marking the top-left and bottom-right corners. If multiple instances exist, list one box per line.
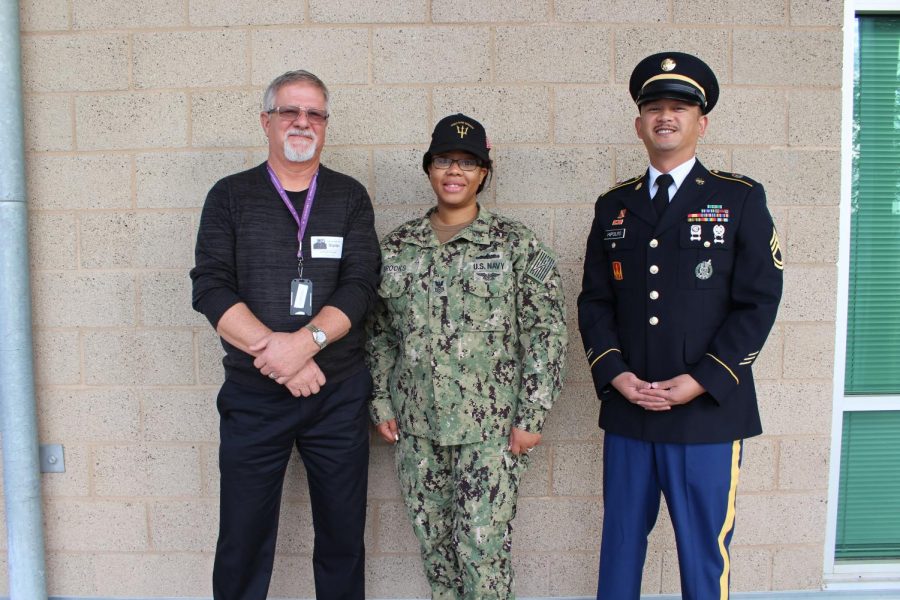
left=578, top=52, right=783, bottom=599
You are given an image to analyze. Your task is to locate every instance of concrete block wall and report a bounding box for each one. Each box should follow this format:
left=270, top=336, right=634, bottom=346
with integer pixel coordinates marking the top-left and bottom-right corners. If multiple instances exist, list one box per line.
left=4, top=0, right=842, bottom=596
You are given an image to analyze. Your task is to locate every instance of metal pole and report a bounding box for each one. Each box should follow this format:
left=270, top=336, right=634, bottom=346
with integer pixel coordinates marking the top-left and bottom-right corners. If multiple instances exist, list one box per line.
left=0, top=0, right=49, bottom=597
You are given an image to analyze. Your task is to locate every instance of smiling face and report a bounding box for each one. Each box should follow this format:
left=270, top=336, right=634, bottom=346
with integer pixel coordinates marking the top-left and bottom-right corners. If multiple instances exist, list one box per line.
left=428, top=151, right=488, bottom=213
left=260, top=82, right=328, bottom=167
left=635, top=98, right=708, bottom=170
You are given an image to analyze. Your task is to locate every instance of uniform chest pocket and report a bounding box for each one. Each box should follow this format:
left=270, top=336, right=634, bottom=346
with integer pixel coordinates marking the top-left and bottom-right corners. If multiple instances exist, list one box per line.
left=603, top=228, right=638, bottom=289
left=678, top=223, right=735, bottom=289
left=378, top=273, right=414, bottom=328
left=461, top=275, right=514, bottom=331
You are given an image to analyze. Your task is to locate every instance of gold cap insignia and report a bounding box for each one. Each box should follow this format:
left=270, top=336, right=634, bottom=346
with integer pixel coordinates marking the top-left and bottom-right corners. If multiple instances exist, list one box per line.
left=452, top=121, right=472, bottom=138
left=661, top=58, right=677, bottom=72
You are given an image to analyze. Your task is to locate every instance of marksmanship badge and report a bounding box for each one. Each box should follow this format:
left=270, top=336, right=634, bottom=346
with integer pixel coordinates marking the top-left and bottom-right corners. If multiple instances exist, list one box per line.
left=695, top=259, right=713, bottom=280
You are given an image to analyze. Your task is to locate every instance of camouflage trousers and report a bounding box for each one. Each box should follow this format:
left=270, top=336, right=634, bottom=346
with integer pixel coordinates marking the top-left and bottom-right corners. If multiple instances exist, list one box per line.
left=396, top=433, right=529, bottom=600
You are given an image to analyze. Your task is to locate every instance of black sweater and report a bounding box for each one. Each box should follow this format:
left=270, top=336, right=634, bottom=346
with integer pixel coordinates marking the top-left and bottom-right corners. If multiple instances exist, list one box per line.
left=191, top=162, right=380, bottom=390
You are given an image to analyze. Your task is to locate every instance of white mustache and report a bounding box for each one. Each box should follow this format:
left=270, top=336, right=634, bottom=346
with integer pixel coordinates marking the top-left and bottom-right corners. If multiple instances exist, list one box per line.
left=286, top=129, right=315, bottom=139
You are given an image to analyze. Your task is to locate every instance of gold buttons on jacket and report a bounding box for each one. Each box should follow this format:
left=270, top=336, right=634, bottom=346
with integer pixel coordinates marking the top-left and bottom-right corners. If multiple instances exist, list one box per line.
left=649, top=290, right=659, bottom=300
left=649, top=265, right=659, bottom=274
left=649, top=316, right=659, bottom=326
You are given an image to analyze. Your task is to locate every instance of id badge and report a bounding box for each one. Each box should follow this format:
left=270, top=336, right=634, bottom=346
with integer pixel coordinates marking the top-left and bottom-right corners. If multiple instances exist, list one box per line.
left=290, top=278, right=313, bottom=316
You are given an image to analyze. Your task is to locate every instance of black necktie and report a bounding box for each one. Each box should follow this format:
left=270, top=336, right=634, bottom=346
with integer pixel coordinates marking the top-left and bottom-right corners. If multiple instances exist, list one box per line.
left=653, top=173, right=674, bottom=218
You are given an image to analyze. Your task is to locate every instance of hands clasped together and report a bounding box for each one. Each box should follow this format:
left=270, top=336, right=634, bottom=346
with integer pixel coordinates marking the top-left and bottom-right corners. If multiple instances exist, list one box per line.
left=611, top=371, right=706, bottom=411
left=251, top=331, right=326, bottom=397
left=375, top=418, right=542, bottom=456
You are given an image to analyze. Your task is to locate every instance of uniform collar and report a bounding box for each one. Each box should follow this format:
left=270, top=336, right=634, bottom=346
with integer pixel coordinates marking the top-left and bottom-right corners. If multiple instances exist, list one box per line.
left=647, top=156, right=697, bottom=198
left=407, top=204, right=498, bottom=247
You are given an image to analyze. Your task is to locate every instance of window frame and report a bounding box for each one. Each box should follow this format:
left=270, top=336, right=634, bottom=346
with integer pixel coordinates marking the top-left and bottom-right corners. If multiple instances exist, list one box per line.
left=826, top=0, right=900, bottom=588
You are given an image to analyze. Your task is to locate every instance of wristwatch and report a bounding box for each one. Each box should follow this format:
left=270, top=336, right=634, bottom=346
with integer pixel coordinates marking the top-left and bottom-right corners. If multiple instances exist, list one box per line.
left=304, top=323, right=328, bottom=350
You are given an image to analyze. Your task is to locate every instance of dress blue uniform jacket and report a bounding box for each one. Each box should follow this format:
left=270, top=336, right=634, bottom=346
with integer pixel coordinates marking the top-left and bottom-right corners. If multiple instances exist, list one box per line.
left=578, top=160, right=783, bottom=444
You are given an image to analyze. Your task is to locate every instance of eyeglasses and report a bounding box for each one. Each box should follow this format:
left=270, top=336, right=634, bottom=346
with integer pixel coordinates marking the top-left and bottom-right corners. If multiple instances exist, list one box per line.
left=431, top=156, right=482, bottom=171
left=267, top=106, right=329, bottom=125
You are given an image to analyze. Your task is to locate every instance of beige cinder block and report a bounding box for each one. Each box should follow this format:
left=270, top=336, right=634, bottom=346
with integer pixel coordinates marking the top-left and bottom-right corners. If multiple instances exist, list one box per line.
left=92, top=443, right=202, bottom=497
left=19, top=0, right=69, bottom=31
left=22, top=34, right=129, bottom=92
left=555, top=87, right=636, bottom=145
left=190, top=0, right=305, bottom=26
left=733, top=149, right=841, bottom=206
left=556, top=0, right=668, bottom=22
left=374, top=27, right=491, bottom=84
left=433, top=0, right=548, bottom=22
left=72, top=0, right=184, bottom=29
left=674, top=0, right=786, bottom=24
left=32, top=272, right=136, bottom=328
left=434, top=86, right=552, bottom=144
left=38, top=388, right=142, bottom=441
left=252, top=28, right=369, bottom=87
left=328, top=87, right=430, bottom=145
left=79, top=212, right=194, bottom=269
left=27, top=154, right=131, bottom=210
left=76, top=92, right=188, bottom=150
left=734, top=30, right=842, bottom=86
left=83, top=329, right=195, bottom=386
left=310, top=0, right=427, bottom=23
left=496, top=25, right=611, bottom=83
left=23, top=95, right=74, bottom=151
left=133, top=31, right=248, bottom=89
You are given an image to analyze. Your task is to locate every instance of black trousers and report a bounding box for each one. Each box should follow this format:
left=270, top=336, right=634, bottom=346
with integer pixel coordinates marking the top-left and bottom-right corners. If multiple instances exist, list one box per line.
left=212, top=368, right=371, bottom=600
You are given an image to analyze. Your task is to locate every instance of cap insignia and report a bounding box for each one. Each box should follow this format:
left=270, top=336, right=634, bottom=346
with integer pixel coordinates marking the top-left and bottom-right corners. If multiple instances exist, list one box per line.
left=661, top=58, right=677, bottom=72
left=451, top=121, right=472, bottom=138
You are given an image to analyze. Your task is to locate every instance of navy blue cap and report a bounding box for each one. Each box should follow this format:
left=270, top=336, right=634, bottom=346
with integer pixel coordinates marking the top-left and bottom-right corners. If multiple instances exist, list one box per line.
left=629, top=52, right=719, bottom=114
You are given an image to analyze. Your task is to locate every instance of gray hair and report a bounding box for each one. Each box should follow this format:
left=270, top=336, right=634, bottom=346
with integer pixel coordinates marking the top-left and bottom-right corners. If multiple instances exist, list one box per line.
left=262, top=70, right=330, bottom=113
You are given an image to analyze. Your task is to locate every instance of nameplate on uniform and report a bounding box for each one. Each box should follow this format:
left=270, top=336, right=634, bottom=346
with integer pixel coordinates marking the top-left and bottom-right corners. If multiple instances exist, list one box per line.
left=470, top=252, right=507, bottom=282
left=604, top=229, right=626, bottom=241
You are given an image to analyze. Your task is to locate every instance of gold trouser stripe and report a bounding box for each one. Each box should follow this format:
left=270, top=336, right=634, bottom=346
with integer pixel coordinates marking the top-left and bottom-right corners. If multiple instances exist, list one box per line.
left=717, top=441, right=742, bottom=600
left=589, top=348, right=621, bottom=369
left=706, top=353, right=739, bottom=385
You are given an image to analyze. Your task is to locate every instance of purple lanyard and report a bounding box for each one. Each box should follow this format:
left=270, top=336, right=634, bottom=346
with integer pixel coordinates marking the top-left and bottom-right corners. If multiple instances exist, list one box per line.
left=267, top=164, right=318, bottom=272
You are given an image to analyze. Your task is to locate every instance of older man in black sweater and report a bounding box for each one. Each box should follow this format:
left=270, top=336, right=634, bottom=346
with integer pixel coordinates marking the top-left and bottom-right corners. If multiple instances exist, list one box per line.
left=191, top=70, right=379, bottom=600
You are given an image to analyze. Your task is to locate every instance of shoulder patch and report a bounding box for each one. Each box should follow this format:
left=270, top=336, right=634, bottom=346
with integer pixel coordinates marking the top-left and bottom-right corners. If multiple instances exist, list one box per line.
left=526, top=248, right=556, bottom=284
left=710, top=169, right=754, bottom=188
left=600, top=175, right=642, bottom=197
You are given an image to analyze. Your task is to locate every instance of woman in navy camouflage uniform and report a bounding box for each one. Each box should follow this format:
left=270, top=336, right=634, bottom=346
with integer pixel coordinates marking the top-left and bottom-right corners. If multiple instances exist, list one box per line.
left=367, top=114, right=568, bottom=599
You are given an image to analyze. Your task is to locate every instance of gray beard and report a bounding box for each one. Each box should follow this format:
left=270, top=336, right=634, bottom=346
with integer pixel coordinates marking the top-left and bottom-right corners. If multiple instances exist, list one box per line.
left=284, top=132, right=316, bottom=162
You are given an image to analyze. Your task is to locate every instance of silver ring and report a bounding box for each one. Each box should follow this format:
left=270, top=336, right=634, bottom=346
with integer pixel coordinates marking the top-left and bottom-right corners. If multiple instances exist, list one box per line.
left=269, top=373, right=278, bottom=380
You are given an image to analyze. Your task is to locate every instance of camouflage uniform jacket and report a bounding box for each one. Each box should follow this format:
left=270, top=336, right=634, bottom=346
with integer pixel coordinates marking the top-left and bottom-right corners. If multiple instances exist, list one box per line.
left=367, top=207, right=568, bottom=446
